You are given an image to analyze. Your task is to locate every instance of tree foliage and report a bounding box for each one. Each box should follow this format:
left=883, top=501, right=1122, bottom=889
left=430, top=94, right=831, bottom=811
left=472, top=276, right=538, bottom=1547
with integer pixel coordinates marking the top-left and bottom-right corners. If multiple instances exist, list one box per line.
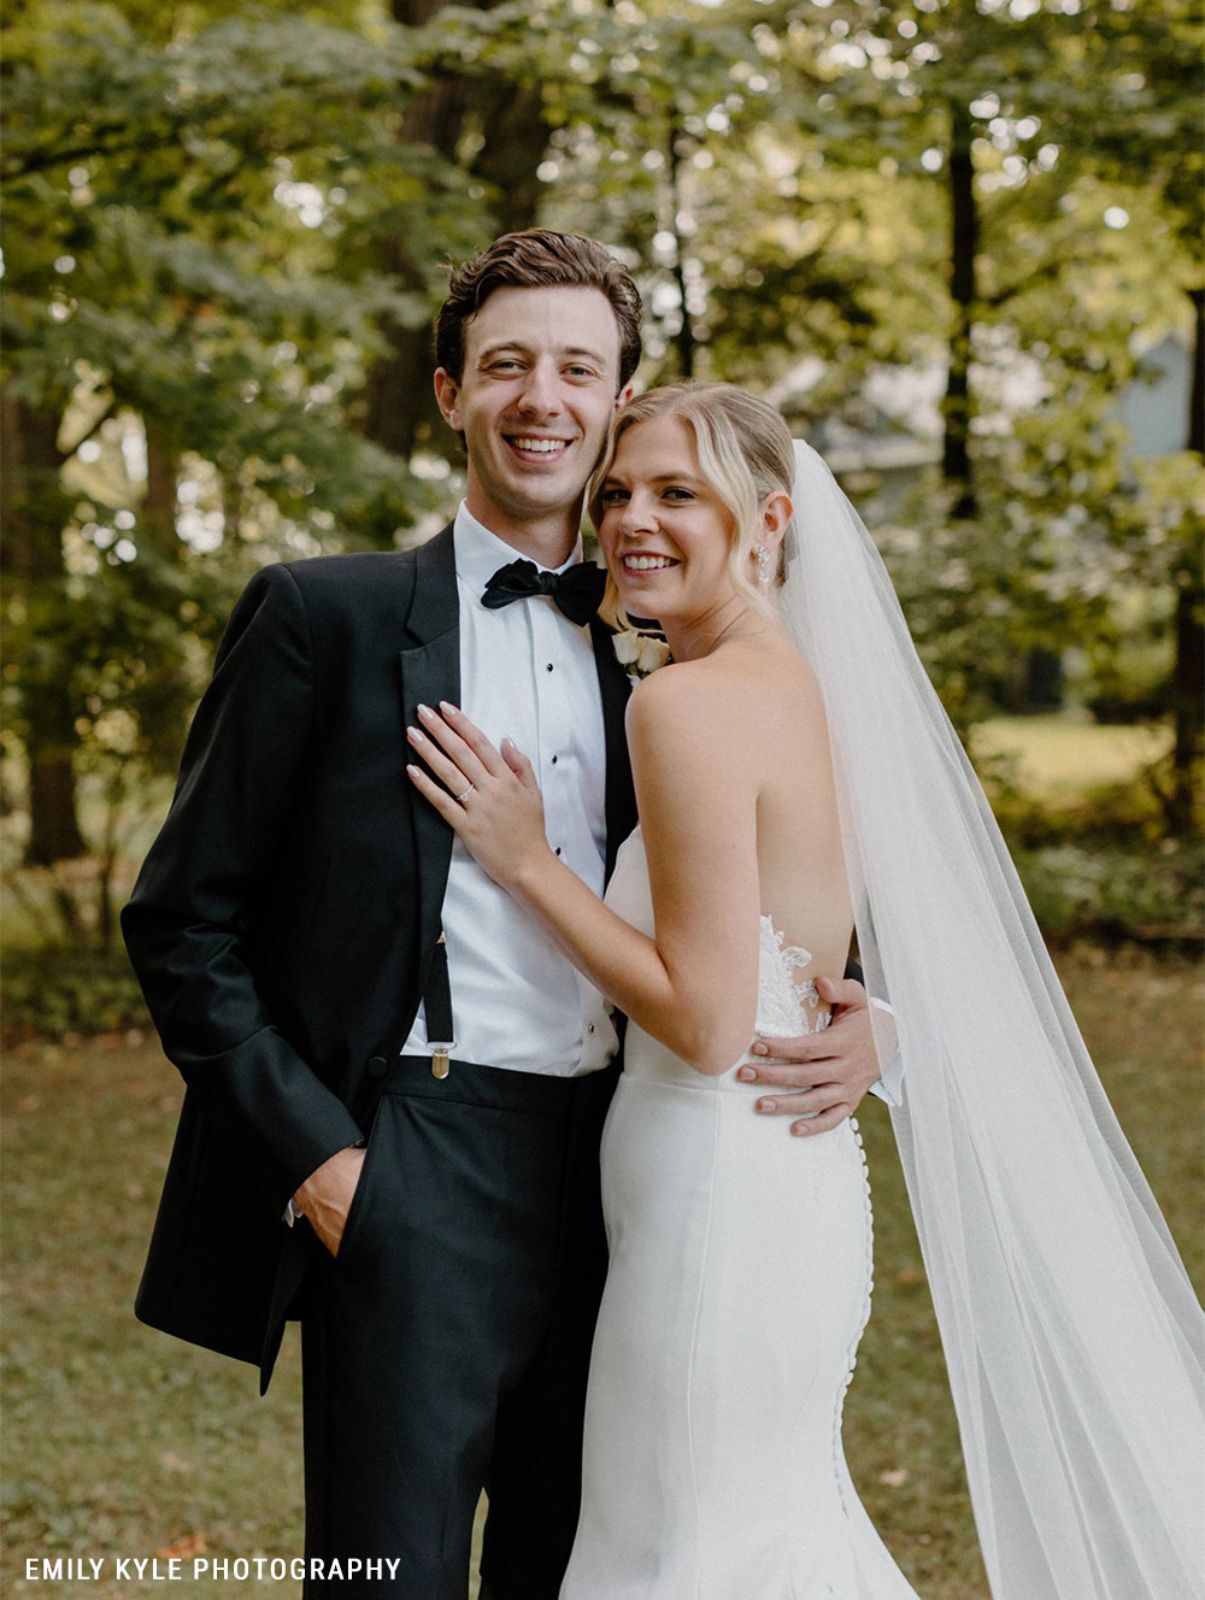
left=1, top=0, right=1199, bottom=928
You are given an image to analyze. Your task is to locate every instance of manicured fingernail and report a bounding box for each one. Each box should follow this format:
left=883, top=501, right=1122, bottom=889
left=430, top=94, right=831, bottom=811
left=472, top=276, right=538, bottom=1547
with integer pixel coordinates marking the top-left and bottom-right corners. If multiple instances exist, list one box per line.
left=791, top=1123, right=808, bottom=1136
left=407, top=725, right=424, bottom=740
left=736, top=1066, right=756, bottom=1082
left=501, top=736, right=514, bottom=749
left=759, top=1098, right=776, bottom=1112
left=405, top=764, right=419, bottom=777
left=752, top=1041, right=769, bottom=1056
left=439, top=700, right=457, bottom=715
left=417, top=703, right=434, bottom=718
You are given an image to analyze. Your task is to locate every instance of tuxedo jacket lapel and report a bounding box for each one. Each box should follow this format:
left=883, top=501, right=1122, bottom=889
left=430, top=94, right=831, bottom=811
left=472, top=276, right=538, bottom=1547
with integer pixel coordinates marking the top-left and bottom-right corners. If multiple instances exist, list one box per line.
left=399, top=524, right=460, bottom=965
left=590, top=617, right=638, bottom=880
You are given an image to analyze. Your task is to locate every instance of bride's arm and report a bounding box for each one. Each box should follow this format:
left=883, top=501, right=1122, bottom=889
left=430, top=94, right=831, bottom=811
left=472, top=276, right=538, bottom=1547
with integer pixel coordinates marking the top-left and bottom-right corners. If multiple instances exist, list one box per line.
left=406, top=672, right=761, bottom=1076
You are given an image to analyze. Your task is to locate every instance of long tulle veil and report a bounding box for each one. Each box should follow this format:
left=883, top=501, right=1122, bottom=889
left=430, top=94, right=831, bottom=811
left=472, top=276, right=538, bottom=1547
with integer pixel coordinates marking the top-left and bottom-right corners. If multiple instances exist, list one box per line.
left=782, top=439, right=1204, bottom=1598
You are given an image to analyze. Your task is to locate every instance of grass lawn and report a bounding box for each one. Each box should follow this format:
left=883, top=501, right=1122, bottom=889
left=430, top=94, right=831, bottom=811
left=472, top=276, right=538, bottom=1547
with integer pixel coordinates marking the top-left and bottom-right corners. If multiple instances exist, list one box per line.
left=970, top=715, right=1173, bottom=799
left=3, top=954, right=1201, bottom=1599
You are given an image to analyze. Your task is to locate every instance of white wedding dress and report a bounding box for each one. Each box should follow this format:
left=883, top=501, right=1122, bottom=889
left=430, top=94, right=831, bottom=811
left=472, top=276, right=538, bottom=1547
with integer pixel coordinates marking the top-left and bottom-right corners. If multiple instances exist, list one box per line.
left=561, top=827, right=919, bottom=1600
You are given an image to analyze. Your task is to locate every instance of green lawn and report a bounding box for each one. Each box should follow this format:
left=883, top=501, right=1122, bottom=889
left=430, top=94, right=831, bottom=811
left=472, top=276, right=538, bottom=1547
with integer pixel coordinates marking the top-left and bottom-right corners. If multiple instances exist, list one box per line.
left=971, top=714, right=1173, bottom=798
left=3, top=955, right=1201, bottom=1598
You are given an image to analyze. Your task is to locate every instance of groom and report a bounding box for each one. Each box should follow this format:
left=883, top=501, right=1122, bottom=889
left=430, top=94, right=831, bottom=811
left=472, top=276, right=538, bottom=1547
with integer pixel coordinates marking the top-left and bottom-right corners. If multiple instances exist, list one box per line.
left=122, top=229, right=889, bottom=1598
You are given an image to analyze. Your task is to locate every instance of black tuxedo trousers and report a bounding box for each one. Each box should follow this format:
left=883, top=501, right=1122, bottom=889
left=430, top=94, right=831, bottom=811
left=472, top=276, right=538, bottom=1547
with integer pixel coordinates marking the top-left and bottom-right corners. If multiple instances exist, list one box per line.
left=300, top=1056, right=617, bottom=1598
left=122, top=530, right=639, bottom=1597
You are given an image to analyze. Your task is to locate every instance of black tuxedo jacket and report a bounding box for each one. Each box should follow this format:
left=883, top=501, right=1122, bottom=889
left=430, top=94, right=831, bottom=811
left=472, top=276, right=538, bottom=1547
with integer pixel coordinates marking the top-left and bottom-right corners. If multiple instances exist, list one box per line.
left=122, top=526, right=638, bottom=1382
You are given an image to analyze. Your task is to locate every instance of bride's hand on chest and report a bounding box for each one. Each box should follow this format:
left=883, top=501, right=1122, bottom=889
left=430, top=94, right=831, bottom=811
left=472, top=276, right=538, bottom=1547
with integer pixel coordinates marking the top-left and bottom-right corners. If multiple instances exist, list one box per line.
left=405, top=701, right=550, bottom=887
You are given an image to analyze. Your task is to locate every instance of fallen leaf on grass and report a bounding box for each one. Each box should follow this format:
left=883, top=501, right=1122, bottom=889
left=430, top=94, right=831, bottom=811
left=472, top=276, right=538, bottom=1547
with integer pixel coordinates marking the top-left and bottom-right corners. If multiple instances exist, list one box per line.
left=157, top=1533, right=207, bottom=1560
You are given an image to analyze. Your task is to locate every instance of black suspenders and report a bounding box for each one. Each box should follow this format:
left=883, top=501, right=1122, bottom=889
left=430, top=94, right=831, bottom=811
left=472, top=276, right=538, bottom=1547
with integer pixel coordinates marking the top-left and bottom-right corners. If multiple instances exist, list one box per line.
left=424, top=929, right=455, bottom=1078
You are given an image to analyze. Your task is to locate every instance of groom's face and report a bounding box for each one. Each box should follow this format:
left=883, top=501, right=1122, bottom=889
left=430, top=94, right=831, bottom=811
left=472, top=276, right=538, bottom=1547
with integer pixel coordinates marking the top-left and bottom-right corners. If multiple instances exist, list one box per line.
left=434, top=286, right=631, bottom=538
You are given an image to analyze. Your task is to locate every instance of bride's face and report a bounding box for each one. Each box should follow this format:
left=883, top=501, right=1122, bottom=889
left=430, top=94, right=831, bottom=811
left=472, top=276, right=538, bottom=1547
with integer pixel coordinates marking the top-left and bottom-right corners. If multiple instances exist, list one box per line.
left=597, top=414, right=741, bottom=626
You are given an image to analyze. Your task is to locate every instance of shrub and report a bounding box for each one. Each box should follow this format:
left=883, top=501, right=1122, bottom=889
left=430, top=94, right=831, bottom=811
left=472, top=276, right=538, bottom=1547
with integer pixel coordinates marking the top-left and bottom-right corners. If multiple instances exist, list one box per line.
left=1013, top=840, right=1205, bottom=947
left=2, top=949, right=148, bottom=1042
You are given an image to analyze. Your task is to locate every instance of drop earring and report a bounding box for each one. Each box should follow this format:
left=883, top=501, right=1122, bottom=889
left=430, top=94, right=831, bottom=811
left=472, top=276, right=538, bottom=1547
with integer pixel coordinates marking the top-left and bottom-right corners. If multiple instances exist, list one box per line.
left=756, top=544, right=771, bottom=586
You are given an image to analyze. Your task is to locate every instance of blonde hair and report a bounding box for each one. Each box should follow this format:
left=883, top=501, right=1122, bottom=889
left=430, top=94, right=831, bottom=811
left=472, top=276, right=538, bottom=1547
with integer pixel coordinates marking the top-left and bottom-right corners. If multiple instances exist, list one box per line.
left=587, top=382, right=796, bottom=632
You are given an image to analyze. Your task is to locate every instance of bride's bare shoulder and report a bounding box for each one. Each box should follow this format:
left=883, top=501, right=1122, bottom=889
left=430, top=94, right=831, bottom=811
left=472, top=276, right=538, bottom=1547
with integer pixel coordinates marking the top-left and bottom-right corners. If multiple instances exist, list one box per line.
left=624, top=659, right=758, bottom=814
left=623, top=657, right=741, bottom=766
left=627, top=642, right=820, bottom=747
left=624, top=657, right=717, bottom=741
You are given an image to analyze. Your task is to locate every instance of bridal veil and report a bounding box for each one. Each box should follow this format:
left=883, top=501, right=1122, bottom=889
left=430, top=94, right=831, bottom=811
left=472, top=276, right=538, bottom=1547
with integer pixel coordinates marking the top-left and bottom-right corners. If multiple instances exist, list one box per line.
left=782, top=439, right=1204, bottom=1598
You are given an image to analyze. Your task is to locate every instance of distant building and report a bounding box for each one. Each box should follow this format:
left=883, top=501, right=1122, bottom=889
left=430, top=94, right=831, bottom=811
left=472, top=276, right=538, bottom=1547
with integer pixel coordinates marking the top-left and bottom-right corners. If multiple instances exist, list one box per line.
left=1116, top=333, right=1193, bottom=461
left=766, top=356, right=941, bottom=519
left=768, top=330, right=1192, bottom=516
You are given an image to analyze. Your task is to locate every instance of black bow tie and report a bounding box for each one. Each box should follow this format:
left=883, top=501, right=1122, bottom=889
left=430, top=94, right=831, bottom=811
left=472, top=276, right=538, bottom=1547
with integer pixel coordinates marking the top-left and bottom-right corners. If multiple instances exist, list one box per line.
left=481, top=558, right=606, bottom=626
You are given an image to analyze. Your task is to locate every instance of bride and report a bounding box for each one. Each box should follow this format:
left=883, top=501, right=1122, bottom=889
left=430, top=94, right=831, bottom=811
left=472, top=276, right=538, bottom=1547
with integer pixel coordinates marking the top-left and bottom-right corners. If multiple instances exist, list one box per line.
left=407, top=381, right=1203, bottom=1598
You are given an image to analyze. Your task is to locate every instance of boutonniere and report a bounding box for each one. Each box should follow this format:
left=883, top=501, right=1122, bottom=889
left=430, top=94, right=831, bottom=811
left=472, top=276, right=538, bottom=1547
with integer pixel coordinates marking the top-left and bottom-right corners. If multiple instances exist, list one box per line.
left=612, top=627, right=671, bottom=680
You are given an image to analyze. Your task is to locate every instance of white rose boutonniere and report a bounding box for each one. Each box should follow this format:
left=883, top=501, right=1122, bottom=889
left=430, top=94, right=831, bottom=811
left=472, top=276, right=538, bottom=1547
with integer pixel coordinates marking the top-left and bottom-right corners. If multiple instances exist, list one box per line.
left=612, top=627, right=671, bottom=682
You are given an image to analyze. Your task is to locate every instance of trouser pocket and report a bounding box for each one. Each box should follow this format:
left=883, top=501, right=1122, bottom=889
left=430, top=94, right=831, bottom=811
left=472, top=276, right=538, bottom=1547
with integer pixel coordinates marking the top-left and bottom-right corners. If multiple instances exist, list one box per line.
left=332, top=1097, right=388, bottom=1265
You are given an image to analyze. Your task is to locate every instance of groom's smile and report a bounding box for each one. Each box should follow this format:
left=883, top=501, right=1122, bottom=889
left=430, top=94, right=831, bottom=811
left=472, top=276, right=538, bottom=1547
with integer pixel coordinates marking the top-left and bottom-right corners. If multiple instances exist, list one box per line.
left=503, top=431, right=576, bottom=465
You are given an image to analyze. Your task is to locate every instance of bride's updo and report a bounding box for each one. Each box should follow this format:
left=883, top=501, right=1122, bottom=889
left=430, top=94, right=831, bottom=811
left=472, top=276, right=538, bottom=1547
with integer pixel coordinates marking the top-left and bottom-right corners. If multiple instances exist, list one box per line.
left=588, top=381, right=797, bottom=627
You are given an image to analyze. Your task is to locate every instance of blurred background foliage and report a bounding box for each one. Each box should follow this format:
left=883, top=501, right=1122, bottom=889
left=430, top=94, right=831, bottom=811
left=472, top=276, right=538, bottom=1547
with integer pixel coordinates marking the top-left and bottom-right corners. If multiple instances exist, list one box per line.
left=1, top=0, right=1202, bottom=1035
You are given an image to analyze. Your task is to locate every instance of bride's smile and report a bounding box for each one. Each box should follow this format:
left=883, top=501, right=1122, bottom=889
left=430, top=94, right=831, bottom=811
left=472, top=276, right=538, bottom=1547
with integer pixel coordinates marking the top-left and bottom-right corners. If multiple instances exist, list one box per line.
left=598, top=413, right=745, bottom=637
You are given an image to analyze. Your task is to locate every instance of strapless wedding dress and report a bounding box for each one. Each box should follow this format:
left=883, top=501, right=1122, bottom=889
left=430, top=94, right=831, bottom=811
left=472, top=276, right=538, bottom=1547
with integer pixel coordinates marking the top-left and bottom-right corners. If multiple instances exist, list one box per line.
left=560, top=828, right=919, bottom=1600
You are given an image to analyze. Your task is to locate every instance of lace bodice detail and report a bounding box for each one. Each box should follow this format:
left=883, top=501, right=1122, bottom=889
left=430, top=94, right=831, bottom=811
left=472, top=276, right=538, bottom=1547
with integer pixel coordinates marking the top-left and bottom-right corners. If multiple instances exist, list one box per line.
left=757, top=915, right=832, bottom=1040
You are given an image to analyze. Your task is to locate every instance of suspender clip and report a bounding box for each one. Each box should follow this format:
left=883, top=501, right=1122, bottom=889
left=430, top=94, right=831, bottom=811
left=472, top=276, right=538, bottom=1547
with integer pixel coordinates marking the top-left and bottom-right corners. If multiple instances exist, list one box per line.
left=429, top=1042, right=454, bottom=1080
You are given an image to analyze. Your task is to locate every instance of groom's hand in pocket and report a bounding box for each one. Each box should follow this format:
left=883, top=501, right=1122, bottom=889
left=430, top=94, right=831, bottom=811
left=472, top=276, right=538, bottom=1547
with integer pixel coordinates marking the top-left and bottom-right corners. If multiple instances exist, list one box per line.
left=737, top=978, right=887, bottom=1137
left=292, top=1145, right=367, bottom=1257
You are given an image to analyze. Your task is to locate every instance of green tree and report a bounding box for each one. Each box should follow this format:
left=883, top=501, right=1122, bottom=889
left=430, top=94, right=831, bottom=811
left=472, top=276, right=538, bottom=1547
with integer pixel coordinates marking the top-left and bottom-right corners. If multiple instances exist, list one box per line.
left=0, top=0, right=473, bottom=884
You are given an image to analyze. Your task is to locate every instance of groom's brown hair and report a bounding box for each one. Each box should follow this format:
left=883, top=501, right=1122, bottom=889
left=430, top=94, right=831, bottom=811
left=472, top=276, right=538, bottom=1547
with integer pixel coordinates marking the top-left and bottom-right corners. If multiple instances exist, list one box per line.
left=435, top=229, right=643, bottom=389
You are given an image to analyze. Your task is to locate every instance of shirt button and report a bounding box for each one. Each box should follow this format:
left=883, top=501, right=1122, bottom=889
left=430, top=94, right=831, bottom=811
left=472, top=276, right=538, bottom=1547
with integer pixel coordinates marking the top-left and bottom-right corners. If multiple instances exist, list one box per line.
left=367, top=1056, right=388, bottom=1079
left=588, top=1023, right=595, bottom=1034
left=546, top=662, right=554, bottom=672
left=551, top=754, right=558, bottom=765
left=555, top=847, right=562, bottom=857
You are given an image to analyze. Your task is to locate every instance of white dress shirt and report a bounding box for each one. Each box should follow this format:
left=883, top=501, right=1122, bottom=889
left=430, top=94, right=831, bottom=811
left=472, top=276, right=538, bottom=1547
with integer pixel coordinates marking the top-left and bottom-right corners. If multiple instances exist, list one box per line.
left=868, top=999, right=903, bottom=1106
left=401, top=503, right=619, bottom=1077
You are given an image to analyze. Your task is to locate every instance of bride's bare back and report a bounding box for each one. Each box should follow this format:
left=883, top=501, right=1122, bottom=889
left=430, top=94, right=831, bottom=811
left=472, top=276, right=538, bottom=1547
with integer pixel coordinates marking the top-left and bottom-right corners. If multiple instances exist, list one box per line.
left=644, top=628, right=851, bottom=1009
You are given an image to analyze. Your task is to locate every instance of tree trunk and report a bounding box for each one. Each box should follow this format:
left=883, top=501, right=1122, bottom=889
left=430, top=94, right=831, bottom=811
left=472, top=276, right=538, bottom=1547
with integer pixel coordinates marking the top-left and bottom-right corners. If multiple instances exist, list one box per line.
left=943, top=96, right=978, bottom=519
left=667, top=121, right=696, bottom=379
left=360, top=0, right=549, bottom=476
left=142, top=421, right=181, bottom=557
left=1167, top=287, right=1205, bottom=830
left=471, top=80, right=547, bottom=235
left=1, top=389, right=88, bottom=864
left=362, top=70, right=473, bottom=466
